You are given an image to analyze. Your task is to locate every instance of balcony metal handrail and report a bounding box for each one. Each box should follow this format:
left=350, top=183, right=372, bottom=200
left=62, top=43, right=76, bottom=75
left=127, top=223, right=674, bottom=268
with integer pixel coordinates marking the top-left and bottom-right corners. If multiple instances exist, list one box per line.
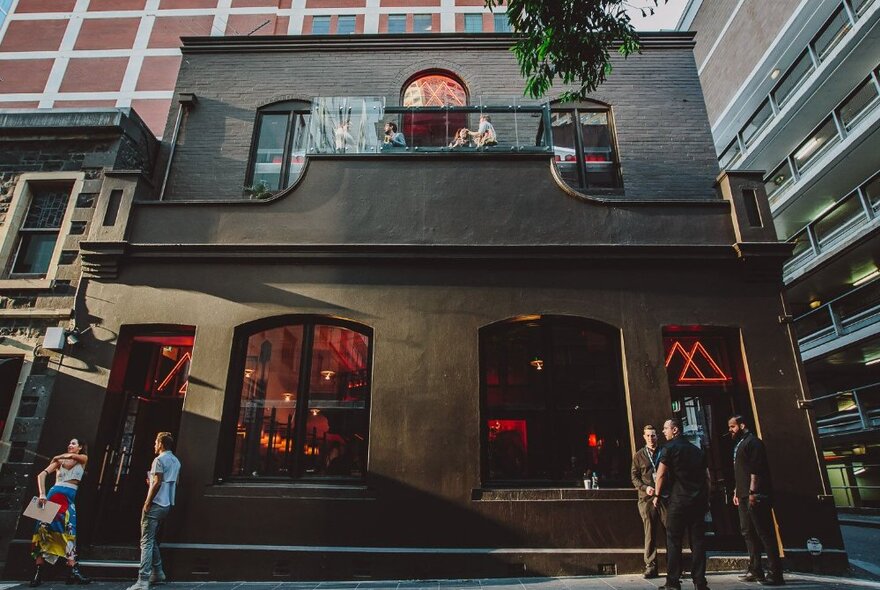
left=810, top=379, right=880, bottom=403
left=765, top=61, right=880, bottom=209
left=794, top=271, right=880, bottom=325
left=810, top=379, right=880, bottom=434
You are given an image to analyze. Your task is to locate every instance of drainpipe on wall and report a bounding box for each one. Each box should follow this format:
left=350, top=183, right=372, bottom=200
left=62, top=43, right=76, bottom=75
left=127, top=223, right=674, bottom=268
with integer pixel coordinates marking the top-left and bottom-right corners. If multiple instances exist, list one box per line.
left=158, top=92, right=197, bottom=201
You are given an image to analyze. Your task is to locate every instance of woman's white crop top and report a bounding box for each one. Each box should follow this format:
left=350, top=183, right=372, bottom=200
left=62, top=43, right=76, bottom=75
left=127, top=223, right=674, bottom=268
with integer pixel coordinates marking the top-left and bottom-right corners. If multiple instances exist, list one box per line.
left=56, top=462, right=84, bottom=483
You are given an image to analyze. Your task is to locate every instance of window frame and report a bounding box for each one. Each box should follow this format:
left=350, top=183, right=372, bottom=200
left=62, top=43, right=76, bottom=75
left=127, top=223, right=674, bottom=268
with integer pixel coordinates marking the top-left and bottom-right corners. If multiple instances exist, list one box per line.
left=549, top=101, right=623, bottom=192
left=413, top=13, right=432, bottom=33
left=479, top=315, right=629, bottom=488
left=310, top=15, right=330, bottom=34
left=493, top=13, right=511, bottom=32
left=811, top=3, right=852, bottom=62
left=771, top=49, right=815, bottom=109
left=463, top=13, right=483, bottom=32
left=336, top=15, right=356, bottom=35
left=246, top=100, right=312, bottom=193
left=387, top=13, right=406, bottom=33
left=0, top=172, right=83, bottom=288
left=219, top=315, right=374, bottom=483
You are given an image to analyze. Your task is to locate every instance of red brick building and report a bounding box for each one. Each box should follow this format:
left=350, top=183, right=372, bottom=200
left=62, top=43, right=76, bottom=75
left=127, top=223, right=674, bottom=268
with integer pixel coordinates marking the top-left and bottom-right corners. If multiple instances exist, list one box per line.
left=0, top=0, right=511, bottom=135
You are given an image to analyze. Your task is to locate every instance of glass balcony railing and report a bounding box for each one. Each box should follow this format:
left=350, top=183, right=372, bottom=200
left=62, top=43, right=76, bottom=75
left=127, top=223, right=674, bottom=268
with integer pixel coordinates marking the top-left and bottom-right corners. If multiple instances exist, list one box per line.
left=794, top=275, right=880, bottom=350
left=306, top=96, right=553, bottom=155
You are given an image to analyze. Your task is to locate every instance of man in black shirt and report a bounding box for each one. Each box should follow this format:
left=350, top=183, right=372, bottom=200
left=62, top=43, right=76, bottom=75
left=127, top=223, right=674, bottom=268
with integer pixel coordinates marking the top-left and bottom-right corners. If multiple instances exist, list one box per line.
left=631, top=424, right=667, bottom=579
left=654, top=418, right=710, bottom=590
left=728, top=415, right=783, bottom=586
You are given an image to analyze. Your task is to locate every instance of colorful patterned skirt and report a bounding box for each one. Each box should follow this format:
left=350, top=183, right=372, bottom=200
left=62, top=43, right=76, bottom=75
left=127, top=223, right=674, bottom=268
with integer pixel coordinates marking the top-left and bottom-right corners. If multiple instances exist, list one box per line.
left=31, top=484, right=78, bottom=564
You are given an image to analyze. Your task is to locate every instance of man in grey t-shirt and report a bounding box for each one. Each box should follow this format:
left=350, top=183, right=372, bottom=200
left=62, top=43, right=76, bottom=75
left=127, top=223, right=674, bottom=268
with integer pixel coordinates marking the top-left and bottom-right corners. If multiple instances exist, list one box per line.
left=126, top=432, right=181, bottom=590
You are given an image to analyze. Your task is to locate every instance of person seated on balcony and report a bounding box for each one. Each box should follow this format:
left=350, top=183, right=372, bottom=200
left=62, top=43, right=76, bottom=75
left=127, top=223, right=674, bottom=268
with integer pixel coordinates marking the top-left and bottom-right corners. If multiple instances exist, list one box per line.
left=449, top=128, right=473, bottom=148
left=334, top=120, right=356, bottom=153
left=469, top=114, right=498, bottom=147
left=382, top=121, right=406, bottom=148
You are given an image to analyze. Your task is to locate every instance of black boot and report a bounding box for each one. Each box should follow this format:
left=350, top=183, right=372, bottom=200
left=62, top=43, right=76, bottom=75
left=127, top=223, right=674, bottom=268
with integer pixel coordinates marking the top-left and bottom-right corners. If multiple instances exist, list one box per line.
left=66, top=564, right=91, bottom=585
left=29, top=564, right=43, bottom=587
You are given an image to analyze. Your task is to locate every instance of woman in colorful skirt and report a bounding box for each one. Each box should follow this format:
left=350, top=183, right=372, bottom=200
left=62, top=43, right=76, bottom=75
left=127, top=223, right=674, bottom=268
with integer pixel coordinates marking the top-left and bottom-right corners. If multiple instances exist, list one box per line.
left=30, top=437, right=91, bottom=586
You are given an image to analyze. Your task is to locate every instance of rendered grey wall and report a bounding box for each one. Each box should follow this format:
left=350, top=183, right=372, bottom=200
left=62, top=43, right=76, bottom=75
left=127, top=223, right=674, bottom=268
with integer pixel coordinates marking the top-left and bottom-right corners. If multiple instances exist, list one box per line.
left=47, top=255, right=840, bottom=568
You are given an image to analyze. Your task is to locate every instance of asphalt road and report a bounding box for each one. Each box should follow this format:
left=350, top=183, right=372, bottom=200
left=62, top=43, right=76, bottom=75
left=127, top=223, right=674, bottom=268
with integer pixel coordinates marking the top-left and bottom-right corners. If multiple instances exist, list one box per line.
left=843, top=524, right=880, bottom=578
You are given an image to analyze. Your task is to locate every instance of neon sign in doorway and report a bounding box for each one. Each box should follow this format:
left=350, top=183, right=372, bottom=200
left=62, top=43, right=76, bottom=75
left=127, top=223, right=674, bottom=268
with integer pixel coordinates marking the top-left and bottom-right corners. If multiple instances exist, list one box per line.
left=664, top=340, right=730, bottom=384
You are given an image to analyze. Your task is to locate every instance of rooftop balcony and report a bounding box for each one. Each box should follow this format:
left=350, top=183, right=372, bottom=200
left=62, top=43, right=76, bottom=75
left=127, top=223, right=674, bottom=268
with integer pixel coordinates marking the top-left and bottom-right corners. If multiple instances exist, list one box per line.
left=245, top=97, right=623, bottom=199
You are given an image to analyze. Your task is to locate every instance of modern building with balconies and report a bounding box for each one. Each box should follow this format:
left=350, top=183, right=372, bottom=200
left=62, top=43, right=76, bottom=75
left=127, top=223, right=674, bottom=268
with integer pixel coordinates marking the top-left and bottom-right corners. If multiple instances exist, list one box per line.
left=0, top=31, right=846, bottom=579
left=679, top=0, right=880, bottom=509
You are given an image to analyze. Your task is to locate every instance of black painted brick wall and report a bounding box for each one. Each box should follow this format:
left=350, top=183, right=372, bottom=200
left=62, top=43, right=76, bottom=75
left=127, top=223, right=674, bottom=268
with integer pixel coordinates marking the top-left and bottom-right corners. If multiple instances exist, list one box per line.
left=164, top=41, right=720, bottom=201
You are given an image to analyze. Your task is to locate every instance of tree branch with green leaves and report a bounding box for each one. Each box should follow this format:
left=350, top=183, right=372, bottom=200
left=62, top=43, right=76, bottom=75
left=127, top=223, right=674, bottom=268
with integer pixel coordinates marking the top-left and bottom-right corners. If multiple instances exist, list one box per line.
left=485, top=0, right=667, bottom=101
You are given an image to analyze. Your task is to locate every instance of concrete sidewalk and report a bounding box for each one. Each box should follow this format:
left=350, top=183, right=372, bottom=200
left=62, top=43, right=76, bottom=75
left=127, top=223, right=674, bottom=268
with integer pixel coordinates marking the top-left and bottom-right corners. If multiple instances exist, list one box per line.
left=2, top=573, right=880, bottom=590
left=838, top=512, right=880, bottom=529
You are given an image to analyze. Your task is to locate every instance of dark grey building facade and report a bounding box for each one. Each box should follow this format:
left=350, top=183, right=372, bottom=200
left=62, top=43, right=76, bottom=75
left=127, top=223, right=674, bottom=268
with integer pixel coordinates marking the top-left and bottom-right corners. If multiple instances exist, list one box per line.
left=2, top=33, right=846, bottom=579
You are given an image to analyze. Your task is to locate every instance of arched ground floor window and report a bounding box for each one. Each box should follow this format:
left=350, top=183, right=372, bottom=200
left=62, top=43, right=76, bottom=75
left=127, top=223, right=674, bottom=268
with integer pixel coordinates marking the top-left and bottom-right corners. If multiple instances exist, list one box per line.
left=223, top=316, right=372, bottom=482
left=480, top=315, right=629, bottom=488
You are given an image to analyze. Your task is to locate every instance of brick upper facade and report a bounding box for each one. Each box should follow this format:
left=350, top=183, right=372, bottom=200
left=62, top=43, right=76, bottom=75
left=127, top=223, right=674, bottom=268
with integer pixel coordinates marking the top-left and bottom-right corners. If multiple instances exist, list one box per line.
left=0, top=0, right=516, bottom=135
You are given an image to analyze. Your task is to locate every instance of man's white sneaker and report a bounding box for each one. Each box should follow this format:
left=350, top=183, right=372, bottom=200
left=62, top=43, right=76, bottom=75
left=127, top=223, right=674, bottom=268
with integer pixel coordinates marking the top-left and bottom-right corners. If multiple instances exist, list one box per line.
left=125, top=580, right=150, bottom=590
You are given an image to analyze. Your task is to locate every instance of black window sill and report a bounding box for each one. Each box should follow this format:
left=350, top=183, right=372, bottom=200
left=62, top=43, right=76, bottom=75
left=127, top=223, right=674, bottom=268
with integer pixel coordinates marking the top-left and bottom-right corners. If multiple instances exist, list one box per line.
left=206, top=481, right=375, bottom=500
left=472, top=488, right=636, bottom=501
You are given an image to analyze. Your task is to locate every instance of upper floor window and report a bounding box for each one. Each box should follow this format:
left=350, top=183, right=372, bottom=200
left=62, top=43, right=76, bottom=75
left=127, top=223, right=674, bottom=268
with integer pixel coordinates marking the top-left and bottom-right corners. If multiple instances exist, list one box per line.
left=772, top=49, right=814, bottom=108
left=548, top=103, right=621, bottom=191
left=812, top=4, right=852, bottom=62
left=402, top=73, right=467, bottom=108
left=464, top=14, right=483, bottom=32
left=10, top=185, right=68, bottom=276
left=481, top=315, right=629, bottom=487
left=493, top=13, right=511, bottom=32
left=247, top=100, right=311, bottom=193
left=336, top=15, right=356, bottom=35
left=311, top=15, right=330, bottom=34
left=227, top=317, right=372, bottom=481
left=402, top=73, right=468, bottom=147
left=388, top=14, right=406, bottom=33
left=414, top=14, right=432, bottom=33
left=0, top=178, right=79, bottom=282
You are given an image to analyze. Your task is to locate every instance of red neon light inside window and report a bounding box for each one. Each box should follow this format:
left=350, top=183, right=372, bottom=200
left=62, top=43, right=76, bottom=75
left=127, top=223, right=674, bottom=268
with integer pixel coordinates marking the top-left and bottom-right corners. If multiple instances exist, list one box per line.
left=664, top=340, right=731, bottom=384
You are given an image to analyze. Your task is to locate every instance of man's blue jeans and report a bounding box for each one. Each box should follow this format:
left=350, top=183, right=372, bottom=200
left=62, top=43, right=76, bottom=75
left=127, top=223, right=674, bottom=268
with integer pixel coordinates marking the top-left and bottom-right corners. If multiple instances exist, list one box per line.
left=138, top=503, right=171, bottom=581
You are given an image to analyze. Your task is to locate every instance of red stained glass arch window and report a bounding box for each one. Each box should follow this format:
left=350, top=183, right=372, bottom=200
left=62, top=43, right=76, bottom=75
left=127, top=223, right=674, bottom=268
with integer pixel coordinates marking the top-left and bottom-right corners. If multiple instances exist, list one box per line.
left=402, top=74, right=467, bottom=107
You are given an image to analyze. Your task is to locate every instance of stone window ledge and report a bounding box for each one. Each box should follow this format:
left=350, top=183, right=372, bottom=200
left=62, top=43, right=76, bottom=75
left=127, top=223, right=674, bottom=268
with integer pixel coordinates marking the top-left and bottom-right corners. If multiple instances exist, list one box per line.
left=0, top=279, right=54, bottom=290
left=472, top=488, right=636, bottom=502
left=206, top=481, right=375, bottom=501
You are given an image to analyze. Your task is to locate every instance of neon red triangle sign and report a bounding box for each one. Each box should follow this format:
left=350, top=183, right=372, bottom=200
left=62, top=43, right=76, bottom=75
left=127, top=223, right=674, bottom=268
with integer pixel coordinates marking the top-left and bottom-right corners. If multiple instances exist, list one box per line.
left=665, top=340, right=730, bottom=384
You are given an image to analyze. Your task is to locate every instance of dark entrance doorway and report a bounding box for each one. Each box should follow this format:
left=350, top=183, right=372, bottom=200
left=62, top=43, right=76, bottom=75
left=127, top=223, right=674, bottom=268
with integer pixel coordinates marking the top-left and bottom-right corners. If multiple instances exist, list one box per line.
left=0, top=356, right=24, bottom=439
left=663, top=327, right=757, bottom=549
left=91, top=327, right=194, bottom=545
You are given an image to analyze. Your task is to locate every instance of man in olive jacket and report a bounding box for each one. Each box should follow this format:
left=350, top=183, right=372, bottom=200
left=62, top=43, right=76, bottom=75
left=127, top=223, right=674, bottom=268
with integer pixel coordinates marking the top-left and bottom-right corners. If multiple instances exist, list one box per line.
left=631, top=424, right=667, bottom=579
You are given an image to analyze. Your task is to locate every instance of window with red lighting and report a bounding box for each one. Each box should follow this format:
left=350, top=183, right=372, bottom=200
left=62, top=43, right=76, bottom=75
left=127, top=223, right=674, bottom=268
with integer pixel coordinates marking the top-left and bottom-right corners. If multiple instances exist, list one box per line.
left=227, top=316, right=371, bottom=481
left=401, top=72, right=468, bottom=148
left=547, top=103, right=621, bottom=191
left=481, top=316, right=629, bottom=487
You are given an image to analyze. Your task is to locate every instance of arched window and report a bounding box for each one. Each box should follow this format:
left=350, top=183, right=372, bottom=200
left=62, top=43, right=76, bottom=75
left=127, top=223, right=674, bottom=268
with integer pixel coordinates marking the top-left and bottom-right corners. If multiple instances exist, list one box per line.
left=401, top=72, right=468, bottom=147
left=480, top=315, right=629, bottom=487
left=548, top=101, right=622, bottom=191
left=227, top=316, right=372, bottom=480
left=402, top=74, right=467, bottom=107
left=247, top=100, right=311, bottom=193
